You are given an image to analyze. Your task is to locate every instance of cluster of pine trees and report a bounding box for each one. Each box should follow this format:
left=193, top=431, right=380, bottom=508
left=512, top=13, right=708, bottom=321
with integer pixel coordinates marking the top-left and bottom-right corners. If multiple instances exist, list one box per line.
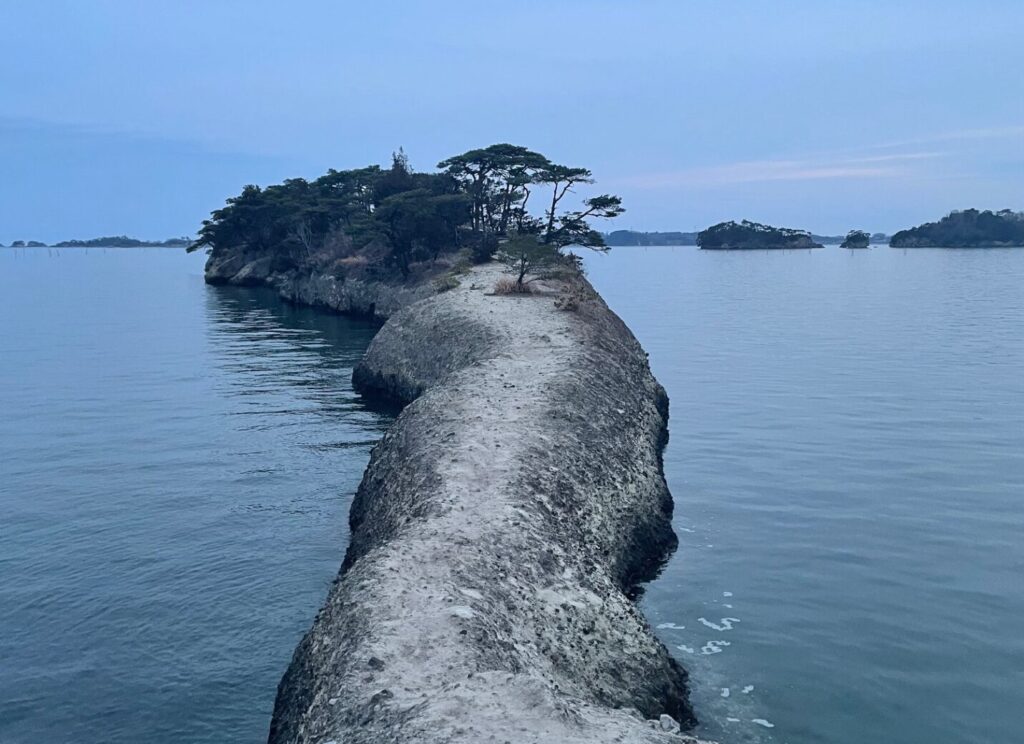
left=191, top=144, right=623, bottom=279
left=890, top=209, right=1024, bottom=247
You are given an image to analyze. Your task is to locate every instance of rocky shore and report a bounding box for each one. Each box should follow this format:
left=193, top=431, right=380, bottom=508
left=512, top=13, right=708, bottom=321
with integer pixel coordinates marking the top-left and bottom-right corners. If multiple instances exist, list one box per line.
left=204, top=248, right=436, bottom=321
left=217, top=259, right=703, bottom=742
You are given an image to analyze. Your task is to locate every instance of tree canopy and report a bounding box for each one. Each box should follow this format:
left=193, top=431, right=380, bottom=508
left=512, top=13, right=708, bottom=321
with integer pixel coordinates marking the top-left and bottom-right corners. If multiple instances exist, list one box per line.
left=190, top=144, right=623, bottom=280
left=697, top=220, right=823, bottom=250
left=889, top=209, right=1024, bottom=247
left=840, top=230, right=871, bottom=249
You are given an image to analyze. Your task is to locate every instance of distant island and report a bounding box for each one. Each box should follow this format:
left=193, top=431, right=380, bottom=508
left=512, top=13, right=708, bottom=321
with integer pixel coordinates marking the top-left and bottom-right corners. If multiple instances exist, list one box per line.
left=606, top=229, right=887, bottom=246
left=841, top=230, right=871, bottom=249
left=51, top=235, right=192, bottom=248
left=697, top=220, right=823, bottom=250
left=4, top=235, right=192, bottom=248
left=889, top=209, right=1024, bottom=247
left=604, top=230, right=698, bottom=246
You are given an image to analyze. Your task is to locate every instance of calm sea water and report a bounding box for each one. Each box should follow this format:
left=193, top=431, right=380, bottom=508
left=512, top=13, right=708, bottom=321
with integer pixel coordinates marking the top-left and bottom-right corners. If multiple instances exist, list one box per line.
left=0, top=248, right=391, bottom=743
left=3, top=246, right=1023, bottom=744
left=584, top=246, right=1024, bottom=744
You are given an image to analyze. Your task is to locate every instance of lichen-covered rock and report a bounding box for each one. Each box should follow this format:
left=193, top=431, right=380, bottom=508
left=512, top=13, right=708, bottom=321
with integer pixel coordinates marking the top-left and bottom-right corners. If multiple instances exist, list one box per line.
left=268, top=265, right=706, bottom=744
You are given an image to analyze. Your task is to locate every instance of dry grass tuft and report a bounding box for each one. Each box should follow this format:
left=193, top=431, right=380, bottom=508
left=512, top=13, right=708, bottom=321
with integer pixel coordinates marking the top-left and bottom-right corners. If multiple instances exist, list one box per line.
left=554, top=279, right=597, bottom=311
left=493, top=276, right=533, bottom=295
left=337, top=255, right=370, bottom=269
left=433, top=274, right=461, bottom=293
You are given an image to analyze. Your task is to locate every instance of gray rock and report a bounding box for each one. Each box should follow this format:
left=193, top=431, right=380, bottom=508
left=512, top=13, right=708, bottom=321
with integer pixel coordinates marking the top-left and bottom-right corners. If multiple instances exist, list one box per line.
left=267, top=265, right=711, bottom=743
left=203, top=250, right=434, bottom=321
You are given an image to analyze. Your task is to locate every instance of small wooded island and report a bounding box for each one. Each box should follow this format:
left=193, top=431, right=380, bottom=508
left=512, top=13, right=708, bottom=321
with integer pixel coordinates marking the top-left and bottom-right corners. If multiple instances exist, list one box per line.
left=54, top=236, right=191, bottom=248
left=841, top=230, right=871, bottom=249
left=697, top=220, right=823, bottom=250
left=192, top=145, right=626, bottom=299
left=890, top=209, right=1024, bottom=247
left=604, top=230, right=699, bottom=246
left=604, top=229, right=884, bottom=247
left=4, top=236, right=191, bottom=248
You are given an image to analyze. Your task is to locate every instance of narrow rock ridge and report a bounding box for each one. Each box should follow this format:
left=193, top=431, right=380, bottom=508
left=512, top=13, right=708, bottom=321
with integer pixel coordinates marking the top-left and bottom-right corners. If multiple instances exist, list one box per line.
left=268, top=264, right=706, bottom=744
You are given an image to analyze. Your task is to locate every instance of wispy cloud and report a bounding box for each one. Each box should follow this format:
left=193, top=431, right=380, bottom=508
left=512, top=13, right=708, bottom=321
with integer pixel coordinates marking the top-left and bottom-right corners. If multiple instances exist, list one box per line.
left=616, top=123, right=1024, bottom=191
left=867, top=125, right=1024, bottom=151
left=616, top=151, right=942, bottom=189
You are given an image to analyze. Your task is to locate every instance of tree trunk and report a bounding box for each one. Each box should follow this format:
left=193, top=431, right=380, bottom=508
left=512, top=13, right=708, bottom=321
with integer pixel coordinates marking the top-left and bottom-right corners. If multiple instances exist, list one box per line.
left=518, top=187, right=531, bottom=231
left=545, top=181, right=560, bottom=242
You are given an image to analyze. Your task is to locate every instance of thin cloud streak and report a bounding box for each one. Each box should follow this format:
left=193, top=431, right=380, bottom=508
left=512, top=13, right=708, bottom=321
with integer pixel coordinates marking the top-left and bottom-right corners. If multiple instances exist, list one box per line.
left=616, top=152, right=942, bottom=189
left=866, top=124, right=1024, bottom=151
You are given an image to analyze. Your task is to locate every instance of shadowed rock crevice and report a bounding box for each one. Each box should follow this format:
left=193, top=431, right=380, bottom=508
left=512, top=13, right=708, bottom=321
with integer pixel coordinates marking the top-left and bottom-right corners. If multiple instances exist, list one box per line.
left=268, top=264, right=705, bottom=744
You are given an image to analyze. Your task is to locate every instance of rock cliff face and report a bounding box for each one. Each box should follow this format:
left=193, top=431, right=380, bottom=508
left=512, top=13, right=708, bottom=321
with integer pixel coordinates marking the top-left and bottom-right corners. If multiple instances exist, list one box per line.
left=204, top=248, right=435, bottom=321
left=267, top=264, right=704, bottom=744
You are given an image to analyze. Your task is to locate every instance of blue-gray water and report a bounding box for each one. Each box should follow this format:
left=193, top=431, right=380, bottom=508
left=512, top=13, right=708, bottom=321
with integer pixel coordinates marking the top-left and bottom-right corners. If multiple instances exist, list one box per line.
left=0, top=248, right=391, bottom=743
left=585, top=246, right=1024, bottom=744
left=3, top=246, right=1023, bottom=744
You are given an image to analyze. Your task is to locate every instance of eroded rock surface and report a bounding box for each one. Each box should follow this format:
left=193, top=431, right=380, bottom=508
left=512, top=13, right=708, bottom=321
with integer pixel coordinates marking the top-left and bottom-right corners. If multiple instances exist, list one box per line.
left=269, top=264, right=704, bottom=744
left=204, top=249, right=434, bottom=321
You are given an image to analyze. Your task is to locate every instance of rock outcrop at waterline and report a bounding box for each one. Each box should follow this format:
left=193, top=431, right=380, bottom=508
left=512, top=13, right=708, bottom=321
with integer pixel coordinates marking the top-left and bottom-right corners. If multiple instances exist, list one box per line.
left=204, top=248, right=435, bottom=321
left=267, top=264, right=705, bottom=744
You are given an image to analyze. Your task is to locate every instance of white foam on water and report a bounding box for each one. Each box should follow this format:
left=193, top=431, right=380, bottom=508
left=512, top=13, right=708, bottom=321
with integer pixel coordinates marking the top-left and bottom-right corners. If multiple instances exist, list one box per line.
left=724, top=604, right=733, bottom=609
left=723, top=591, right=733, bottom=597
left=720, top=687, right=730, bottom=698
left=726, top=717, right=741, bottom=723
left=676, top=644, right=696, bottom=654
left=656, top=622, right=686, bottom=630
left=698, top=617, right=740, bottom=632
left=742, top=685, right=754, bottom=694
left=679, top=527, right=695, bottom=533
left=701, top=640, right=731, bottom=655
left=751, top=719, right=775, bottom=728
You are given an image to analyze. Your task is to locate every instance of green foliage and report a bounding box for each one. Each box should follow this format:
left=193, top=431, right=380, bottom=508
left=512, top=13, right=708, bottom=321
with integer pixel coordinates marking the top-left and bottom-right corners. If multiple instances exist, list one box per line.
left=437, top=144, right=621, bottom=258
left=697, top=220, right=822, bottom=250
left=190, top=167, right=384, bottom=265
left=432, top=273, right=461, bottom=293
left=437, top=143, right=551, bottom=242
left=890, top=209, right=1024, bottom=247
left=547, top=195, right=622, bottom=250
left=374, top=188, right=471, bottom=276
left=54, top=236, right=186, bottom=248
left=496, top=233, right=565, bottom=289
left=193, top=144, right=623, bottom=279
left=604, top=230, right=699, bottom=246
left=841, top=230, right=871, bottom=249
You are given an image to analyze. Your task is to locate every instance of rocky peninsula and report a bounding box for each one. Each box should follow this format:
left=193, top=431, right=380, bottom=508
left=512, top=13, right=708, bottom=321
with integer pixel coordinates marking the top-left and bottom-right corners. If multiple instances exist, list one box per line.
left=264, top=263, right=704, bottom=743
left=196, top=145, right=709, bottom=742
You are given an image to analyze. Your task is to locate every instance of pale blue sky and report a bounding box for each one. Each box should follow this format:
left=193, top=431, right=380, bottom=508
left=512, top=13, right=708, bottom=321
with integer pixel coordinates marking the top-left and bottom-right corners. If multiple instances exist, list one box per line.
left=2, top=0, right=1022, bottom=242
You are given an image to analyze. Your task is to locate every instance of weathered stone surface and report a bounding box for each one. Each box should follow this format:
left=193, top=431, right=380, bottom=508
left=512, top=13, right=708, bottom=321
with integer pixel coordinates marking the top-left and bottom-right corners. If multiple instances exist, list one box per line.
left=203, top=250, right=434, bottom=321
left=277, top=272, right=433, bottom=321
left=268, top=264, right=706, bottom=744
